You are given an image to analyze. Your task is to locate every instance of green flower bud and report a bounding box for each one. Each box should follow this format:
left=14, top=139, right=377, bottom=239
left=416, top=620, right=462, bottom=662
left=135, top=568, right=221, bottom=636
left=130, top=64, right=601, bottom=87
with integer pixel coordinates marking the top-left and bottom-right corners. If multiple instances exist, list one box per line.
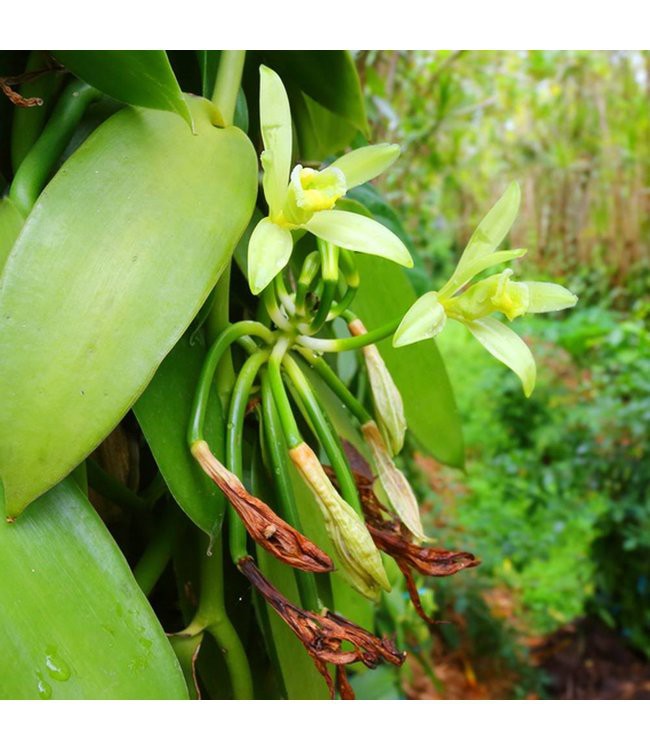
left=349, top=318, right=406, bottom=456
left=289, top=442, right=390, bottom=601
left=362, top=421, right=426, bottom=542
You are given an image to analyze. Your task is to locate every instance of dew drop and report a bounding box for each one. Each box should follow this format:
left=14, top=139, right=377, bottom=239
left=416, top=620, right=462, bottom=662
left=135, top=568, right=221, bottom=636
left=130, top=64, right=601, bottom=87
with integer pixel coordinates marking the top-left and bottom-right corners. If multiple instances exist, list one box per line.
left=36, top=672, right=52, bottom=699
left=45, top=647, right=71, bottom=682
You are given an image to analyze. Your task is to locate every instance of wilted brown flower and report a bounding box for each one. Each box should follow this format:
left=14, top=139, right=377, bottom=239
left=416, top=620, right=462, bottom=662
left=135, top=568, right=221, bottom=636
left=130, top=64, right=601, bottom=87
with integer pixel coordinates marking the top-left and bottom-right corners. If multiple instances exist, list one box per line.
left=192, top=440, right=333, bottom=573
left=325, top=458, right=479, bottom=627
left=238, top=556, right=405, bottom=699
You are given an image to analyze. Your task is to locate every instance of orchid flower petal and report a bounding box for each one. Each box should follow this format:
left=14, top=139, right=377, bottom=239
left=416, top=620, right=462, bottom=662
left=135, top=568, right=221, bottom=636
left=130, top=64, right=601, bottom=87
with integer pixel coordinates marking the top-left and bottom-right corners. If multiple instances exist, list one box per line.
left=442, top=182, right=520, bottom=295
left=393, top=292, right=447, bottom=347
left=522, top=282, right=578, bottom=313
left=465, top=316, right=537, bottom=397
left=259, top=65, right=292, bottom=218
left=330, top=144, right=400, bottom=189
left=438, top=248, right=527, bottom=299
left=306, top=210, right=413, bottom=267
left=247, top=217, right=293, bottom=295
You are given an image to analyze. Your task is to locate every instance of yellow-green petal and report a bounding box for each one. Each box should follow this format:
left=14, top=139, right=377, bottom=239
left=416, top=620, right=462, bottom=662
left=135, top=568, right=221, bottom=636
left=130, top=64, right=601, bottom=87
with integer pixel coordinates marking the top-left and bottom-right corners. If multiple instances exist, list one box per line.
left=247, top=217, right=293, bottom=294
left=439, top=248, right=527, bottom=299
left=306, top=210, right=413, bottom=267
left=523, top=281, right=578, bottom=313
left=443, top=182, right=521, bottom=296
left=259, top=65, right=292, bottom=217
left=393, top=292, right=447, bottom=347
left=330, top=143, right=400, bottom=189
left=465, top=316, right=536, bottom=397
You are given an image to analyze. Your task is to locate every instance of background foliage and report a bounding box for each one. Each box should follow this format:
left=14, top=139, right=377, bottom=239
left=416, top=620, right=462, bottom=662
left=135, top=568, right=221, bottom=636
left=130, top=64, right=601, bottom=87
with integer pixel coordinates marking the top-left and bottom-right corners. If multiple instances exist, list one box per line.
left=356, top=50, right=649, bottom=698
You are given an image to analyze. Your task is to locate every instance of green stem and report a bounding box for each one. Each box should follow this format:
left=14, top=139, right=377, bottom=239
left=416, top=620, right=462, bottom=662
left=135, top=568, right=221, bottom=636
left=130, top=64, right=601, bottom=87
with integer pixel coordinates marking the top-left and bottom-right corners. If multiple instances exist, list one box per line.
left=226, top=349, right=269, bottom=563
left=211, top=51, right=246, bottom=127
left=206, top=266, right=238, bottom=406
left=188, top=321, right=274, bottom=446
left=133, top=503, right=179, bottom=596
left=296, top=316, right=401, bottom=352
left=304, top=240, right=338, bottom=335
left=260, top=371, right=320, bottom=611
left=267, top=338, right=302, bottom=449
left=295, top=251, right=321, bottom=316
left=10, top=80, right=100, bottom=216
left=262, top=284, right=292, bottom=331
left=274, top=273, right=295, bottom=316
left=296, top=347, right=371, bottom=424
left=188, top=535, right=254, bottom=700
left=11, top=51, right=64, bottom=172
left=282, top=355, right=362, bottom=514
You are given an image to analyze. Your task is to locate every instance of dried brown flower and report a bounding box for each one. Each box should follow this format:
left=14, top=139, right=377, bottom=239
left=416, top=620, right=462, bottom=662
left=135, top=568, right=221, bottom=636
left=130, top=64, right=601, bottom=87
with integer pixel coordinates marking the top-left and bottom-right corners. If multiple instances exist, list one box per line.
left=325, top=460, right=479, bottom=627
left=192, top=440, right=333, bottom=573
left=238, top=556, right=405, bottom=699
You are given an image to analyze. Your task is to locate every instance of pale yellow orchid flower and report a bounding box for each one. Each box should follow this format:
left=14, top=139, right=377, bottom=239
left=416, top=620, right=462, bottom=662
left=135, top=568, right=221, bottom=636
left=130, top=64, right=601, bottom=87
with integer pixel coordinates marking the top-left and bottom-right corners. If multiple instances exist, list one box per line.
left=248, top=65, right=413, bottom=295
left=394, top=182, right=578, bottom=396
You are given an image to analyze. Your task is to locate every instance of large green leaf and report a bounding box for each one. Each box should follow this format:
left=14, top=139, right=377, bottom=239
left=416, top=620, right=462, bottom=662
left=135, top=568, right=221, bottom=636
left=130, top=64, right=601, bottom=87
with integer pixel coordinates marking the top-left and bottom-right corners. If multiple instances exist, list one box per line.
left=52, top=51, right=193, bottom=128
left=352, top=255, right=464, bottom=468
left=134, top=332, right=226, bottom=537
left=0, top=477, right=188, bottom=699
left=0, top=97, right=257, bottom=517
left=261, top=51, right=368, bottom=134
left=0, top=196, right=23, bottom=268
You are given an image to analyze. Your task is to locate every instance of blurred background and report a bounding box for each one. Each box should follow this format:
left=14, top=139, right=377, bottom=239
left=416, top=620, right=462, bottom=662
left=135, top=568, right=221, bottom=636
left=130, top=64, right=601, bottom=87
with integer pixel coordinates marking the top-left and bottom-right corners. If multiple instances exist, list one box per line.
left=354, top=50, right=649, bottom=699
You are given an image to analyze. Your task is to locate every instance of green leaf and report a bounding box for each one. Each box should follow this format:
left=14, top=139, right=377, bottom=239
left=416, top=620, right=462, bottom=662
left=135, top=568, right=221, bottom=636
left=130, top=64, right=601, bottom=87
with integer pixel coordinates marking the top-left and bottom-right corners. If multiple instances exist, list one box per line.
left=0, top=97, right=257, bottom=517
left=134, top=332, right=226, bottom=537
left=52, top=51, right=193, bottom=129
left=291, top=90, right=357, bottom=162
left=0, top=477, right=188, bottom=699
left=0, top=196, right=23, bottom=269
left=352, top=255, right=464, bottom=468
left=263, top=51, right=368, bottom=134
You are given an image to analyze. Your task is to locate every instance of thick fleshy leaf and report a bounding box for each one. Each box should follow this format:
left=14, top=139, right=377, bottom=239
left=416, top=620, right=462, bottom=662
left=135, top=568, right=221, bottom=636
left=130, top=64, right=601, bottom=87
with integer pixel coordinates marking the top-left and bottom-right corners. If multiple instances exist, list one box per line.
left=0, top=196, right=23, bottom=269
left=331, top=144, right=400, bottom=190
left=0, top=477, right=188, bottom=699
left=52, top=51, right=193, bottom=129
left=442, top=182, right=521, bottom=296
left=0, top=97, right=257, bottom=517
left=247, top=217, right=293, bottom=294
left=306, top=210, right=413, bottom=268
left=262, top=51, right=368, bottom=134
left=291, top=90, right=357, bottom=162
left=439, top=248, right=527, bottom=299
left=523, top=281, right=578, bottom=313
left=259, top=65, right=292, bottom=217
left=393, top=291, right=447, bottom=347
left=465, top=316, right=537, bottom=397
left=352, top=256, right=464, bottom=468
left=134, top=332, right=226, bottom=537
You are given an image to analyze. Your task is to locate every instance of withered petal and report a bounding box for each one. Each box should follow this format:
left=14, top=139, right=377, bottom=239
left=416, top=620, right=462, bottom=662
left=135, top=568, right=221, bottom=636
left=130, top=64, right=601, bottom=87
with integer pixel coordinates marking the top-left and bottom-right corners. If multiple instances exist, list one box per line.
left=238, top=557, right=405, bottom=700
left=193, top=440, right=333, bottom=573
